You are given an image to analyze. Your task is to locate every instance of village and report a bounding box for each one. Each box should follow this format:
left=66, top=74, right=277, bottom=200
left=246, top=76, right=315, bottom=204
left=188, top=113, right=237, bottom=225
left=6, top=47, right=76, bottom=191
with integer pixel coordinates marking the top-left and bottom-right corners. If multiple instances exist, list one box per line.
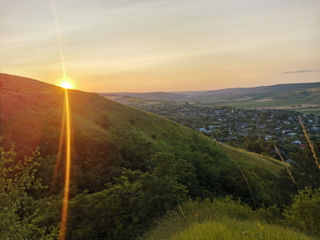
left=141, top=103, right=320, bottom=152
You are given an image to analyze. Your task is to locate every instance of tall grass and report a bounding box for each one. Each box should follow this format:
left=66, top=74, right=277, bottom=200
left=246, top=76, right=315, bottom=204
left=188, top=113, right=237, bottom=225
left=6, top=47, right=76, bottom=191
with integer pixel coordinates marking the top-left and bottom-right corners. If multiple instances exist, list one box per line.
left=273, top=143, right=296, bottom=185
left=143, top=198, right=315, bottom=240
left=143, top=197, right=254, bottom=240
left=170, top=218, right=313, bottom=240
left=298, top=115, right=320, bottom=169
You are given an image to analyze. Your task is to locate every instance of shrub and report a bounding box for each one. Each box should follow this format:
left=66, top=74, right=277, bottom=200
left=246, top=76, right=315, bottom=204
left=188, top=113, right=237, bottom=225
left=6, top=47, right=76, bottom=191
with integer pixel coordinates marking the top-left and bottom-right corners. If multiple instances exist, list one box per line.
left=284, top=187, right=320, bottom=235
left=0, top=146, right=58, bottom=239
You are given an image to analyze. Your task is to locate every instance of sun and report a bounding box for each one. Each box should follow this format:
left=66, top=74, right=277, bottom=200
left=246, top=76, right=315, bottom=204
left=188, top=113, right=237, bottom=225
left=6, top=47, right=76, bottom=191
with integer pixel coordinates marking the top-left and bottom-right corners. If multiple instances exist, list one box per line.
left=58, top=80, right=73, bottom=89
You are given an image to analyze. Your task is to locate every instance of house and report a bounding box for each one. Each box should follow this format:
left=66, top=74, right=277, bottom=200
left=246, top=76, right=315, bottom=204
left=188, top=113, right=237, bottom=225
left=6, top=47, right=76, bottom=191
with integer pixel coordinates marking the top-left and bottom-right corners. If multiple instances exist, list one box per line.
left=292, top=140, right=302, bottom=145
left=198, top=128, right=210, bottom=134
left=288, top=133, right=297, bottom=136
left=264, top=135, right=272, bottom=141
left=299, top=144, right=307, bottom=149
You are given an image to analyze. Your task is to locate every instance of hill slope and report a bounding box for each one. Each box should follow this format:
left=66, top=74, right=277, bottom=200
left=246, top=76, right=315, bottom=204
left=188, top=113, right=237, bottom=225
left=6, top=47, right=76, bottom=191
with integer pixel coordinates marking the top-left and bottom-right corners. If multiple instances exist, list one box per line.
left=0, top=73, right=285, bottom=196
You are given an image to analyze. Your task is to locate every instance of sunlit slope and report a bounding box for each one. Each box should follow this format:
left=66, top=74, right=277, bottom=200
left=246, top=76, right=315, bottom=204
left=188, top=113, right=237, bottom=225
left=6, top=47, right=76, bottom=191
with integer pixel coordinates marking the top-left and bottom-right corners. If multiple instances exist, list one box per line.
left=0, top=73, right=285, bottom=203
left=0, top=73, right=65, bottom=154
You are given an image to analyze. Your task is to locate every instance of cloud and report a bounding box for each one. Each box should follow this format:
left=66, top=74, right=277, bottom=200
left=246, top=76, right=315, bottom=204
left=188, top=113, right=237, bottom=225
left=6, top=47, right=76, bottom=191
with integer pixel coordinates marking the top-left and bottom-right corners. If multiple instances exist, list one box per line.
left=281, top=69, right=320, bottom=74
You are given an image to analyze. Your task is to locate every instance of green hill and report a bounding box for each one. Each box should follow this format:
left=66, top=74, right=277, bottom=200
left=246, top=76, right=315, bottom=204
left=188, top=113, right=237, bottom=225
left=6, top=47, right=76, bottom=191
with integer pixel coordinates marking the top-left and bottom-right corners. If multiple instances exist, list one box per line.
left=0, top=73, right=288, bottom=239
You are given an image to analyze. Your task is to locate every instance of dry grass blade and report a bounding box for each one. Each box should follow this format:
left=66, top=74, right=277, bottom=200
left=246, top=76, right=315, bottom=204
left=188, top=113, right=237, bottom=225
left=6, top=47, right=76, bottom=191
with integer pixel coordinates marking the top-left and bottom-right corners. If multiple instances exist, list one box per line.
left=298, top=115, right=320, bottom=170
left=273, top=143, right=296, bottom=185
left=239, top=169, right=256, bottom=207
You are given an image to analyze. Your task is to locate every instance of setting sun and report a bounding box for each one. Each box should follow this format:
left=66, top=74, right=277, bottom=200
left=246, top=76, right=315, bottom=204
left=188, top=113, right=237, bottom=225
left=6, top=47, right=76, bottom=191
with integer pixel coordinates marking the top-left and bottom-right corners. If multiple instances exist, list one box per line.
left=59, top=81, right=73, bottom=89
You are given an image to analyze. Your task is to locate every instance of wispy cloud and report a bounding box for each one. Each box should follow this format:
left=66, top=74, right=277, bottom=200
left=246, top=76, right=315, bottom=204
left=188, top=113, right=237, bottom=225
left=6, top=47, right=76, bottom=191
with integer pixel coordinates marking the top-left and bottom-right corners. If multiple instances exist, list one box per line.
left=281, top=69, right=320, bottom=74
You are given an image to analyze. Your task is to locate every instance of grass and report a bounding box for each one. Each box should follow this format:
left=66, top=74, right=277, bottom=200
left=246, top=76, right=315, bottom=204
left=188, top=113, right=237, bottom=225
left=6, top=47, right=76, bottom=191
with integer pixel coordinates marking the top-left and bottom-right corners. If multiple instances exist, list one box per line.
left=144, top=198, right=315, bottom=240
left=170, top=219, right=313, bottom=240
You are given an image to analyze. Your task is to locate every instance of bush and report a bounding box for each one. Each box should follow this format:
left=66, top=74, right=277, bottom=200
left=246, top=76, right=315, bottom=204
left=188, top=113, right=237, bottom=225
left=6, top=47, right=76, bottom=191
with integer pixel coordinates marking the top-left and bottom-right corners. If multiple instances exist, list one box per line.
left=0, top=146, right=58, bottom=239
left=284, top=187, right=320, bottom=235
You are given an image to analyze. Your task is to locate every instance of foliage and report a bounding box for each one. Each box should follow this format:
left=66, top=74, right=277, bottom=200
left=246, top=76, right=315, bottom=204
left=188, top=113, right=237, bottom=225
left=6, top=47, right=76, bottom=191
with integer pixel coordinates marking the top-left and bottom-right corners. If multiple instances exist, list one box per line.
left=284, top=188, right=320, bottom=235
left=290, top=140, right=320, bottom=190
left=0, top=145, right=58, bottom=239
left=66, top=169, right=187, bottom=240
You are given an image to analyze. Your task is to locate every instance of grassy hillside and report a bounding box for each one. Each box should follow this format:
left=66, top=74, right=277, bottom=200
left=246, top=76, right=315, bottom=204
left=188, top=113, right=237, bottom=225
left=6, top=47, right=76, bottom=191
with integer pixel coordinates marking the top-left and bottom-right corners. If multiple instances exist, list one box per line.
left=0, top=73, right=290, bottom=239
left=0, top=73, right=284, bottom=194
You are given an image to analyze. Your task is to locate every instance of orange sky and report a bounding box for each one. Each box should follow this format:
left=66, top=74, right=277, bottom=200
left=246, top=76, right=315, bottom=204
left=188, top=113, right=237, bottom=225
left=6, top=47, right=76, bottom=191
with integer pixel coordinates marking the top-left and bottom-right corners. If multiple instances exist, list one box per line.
left=1, top=0, right=319, bottom=92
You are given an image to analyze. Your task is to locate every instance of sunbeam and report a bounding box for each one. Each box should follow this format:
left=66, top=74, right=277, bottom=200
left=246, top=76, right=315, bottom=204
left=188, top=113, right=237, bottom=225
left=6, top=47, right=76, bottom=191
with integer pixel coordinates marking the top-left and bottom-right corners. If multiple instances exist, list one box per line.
left=59, top=88, right=72, bottom=240
left=50, top=0, right=67, bottom=81
left=50, top=0, right=72, bottom=239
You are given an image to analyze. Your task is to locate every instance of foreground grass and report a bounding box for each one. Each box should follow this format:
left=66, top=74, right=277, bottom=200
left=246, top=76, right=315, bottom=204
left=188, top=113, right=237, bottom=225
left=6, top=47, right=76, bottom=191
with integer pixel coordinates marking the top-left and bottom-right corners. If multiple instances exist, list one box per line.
left=143, top=198, right=315, bottom=240
left=170, top=219, right=312, bottom=240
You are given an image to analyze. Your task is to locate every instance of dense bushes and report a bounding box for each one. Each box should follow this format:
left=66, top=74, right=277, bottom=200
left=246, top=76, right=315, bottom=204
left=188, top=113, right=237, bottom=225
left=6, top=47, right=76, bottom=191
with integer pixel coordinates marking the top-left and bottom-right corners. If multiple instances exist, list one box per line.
left=66, top=169, right=187, bottom=240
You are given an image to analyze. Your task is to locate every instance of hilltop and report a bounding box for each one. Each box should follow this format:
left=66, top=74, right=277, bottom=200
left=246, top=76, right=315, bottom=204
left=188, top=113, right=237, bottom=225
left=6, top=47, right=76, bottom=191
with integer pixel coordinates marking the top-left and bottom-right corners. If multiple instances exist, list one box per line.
left=0, top=73, right=289, bottom=239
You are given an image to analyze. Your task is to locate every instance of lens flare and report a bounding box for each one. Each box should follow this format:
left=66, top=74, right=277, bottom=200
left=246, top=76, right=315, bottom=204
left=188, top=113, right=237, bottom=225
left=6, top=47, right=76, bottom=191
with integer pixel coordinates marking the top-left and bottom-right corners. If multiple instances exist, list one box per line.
left=50, top=0, right=73, bottom=238
left=59, top=89, right=72, bottom=240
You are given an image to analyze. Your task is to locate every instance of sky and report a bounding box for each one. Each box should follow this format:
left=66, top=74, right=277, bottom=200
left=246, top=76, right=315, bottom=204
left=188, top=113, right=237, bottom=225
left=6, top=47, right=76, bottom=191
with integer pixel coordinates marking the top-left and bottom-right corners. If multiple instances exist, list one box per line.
left=1, top=0, right=319, bottom=92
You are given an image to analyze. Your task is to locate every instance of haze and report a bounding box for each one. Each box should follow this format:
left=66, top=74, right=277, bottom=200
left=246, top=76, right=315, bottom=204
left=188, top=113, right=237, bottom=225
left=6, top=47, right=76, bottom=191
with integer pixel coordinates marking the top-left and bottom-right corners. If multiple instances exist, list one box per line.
left=1, top=0, right=319, bottom=92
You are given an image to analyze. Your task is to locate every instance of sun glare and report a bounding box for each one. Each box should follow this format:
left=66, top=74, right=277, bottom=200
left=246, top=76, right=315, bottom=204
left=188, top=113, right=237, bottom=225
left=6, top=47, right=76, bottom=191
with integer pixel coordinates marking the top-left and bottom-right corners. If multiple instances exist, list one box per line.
left=59, top=81, right=73, bottom=89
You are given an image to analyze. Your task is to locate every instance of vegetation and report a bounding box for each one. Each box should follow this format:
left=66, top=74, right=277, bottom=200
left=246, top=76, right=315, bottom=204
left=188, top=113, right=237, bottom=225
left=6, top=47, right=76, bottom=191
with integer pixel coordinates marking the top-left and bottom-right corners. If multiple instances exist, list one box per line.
left=164, top=219, right=312, bottom=240
left=144, top=197, right=318, bottom=240
left=284, top=188, right=320, bottom=235
left=0, top=145, right=58, bottom=239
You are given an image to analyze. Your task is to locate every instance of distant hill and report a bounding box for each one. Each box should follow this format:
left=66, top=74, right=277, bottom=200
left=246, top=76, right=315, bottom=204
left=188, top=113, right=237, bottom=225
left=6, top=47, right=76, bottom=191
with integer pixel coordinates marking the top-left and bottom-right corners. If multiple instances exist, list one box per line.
left=101, top=82, right=320, bottom=114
